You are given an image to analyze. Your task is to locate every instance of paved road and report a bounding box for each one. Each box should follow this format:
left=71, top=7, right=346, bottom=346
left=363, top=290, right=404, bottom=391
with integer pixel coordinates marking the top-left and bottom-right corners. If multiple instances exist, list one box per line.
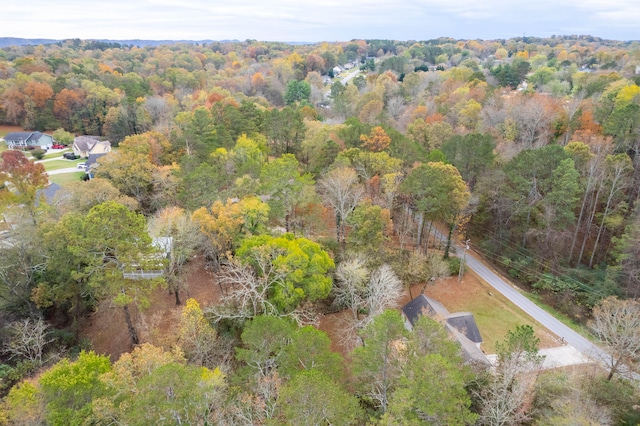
left=433, top=229, right=610, bottom=366
left=339, top=68, right=361, bottom=85
left=462, top=252, right=608, bottom=364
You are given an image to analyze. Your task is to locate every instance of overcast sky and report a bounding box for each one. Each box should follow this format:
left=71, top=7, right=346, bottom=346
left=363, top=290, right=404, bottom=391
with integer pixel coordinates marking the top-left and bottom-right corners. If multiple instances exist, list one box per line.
left=3, top=0, right=640, bottom=42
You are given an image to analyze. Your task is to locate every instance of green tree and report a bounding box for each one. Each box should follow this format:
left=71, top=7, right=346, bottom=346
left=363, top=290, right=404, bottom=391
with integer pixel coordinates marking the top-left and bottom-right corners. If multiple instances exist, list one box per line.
left=52, top=128, right=74, bottom=145
left=346, top=200, right=392, bottom=258
left=93, top=343, right=225, bottom=425
left=260, top=153, right=314, bottom=232
left=236, top=234, right=335, bottom=312
left=351, top=309, right=408, bottom=413
left=384, top=354, right=478, bottom=425
left=39, top=351, right=111, bottom=426
left=36, top=202, right=163, bottom=343
left=236, top=315, right=296, bottom=379
left=4, top=379, right=44, bottom=425
left=400, top=162, right=470, bottom=256
left=442, top=133, right=495, bottom=190
left=265, top=106, right=306, bottom=155
left=284, top=79, right=311, bottom=105
left=173, top=107, right=217, bottom=158
left=279, top=370, right=362, bottom=425
left=122, top=363, right=224, bottom=425
left=280, top=326, right=343, bottom=381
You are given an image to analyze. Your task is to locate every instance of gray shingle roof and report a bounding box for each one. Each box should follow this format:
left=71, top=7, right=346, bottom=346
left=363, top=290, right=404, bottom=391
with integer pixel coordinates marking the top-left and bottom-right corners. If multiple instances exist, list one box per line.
left=5, top=131, right=44, bottom=143
left=402, top=294, right=449, bottom=326
left=446, top=312, right=483, bottom=344
left=35, top=183, right=61, bottom=207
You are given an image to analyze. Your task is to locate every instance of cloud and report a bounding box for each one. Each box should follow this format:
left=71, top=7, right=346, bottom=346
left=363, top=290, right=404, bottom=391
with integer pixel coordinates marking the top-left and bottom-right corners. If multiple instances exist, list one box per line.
left=2, top=0, right=640, bottom=41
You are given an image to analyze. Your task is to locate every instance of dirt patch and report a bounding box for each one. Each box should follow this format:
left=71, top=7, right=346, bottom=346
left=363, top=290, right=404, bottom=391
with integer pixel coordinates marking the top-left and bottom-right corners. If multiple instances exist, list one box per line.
left=79, top=256, right=221, bottom=361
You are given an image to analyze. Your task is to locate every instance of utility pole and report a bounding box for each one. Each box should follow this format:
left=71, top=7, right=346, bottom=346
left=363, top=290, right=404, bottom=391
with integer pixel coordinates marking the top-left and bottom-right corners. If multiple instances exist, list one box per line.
left=458, top=239, right=470, bottom=283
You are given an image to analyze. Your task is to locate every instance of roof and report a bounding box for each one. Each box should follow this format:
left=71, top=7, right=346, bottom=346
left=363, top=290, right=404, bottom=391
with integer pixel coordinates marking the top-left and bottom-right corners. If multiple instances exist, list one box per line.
left=35, top=183, right=61, bottom=207
left=446, top=312, right=483, bottom=344
left=402, top=294, right=449, bottom=326
left=401, top=294, right=490, bottom=366
left=86, top=152, right=108, bottom=168
left=74, top=136, right=101, bottom=152
left=445, top=324, right=490, bottom=365
left=5, top=131, right=44, bottom=143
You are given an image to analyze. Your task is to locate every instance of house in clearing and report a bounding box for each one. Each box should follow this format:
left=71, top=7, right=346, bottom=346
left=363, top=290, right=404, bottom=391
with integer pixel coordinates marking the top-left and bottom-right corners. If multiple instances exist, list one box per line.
left=72, top=136, right=111, bottom=158
left=4, top=131, right=54, bottom=150
left=402, top=294, right=489, bottom=366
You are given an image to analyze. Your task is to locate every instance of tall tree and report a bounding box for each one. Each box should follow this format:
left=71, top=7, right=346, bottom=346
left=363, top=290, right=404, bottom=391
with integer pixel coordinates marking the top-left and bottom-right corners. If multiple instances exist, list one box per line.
left=351, top=309, right=408, bottom=413
left=37, top=202, right=163, bottom=343
left=442, top=132, right=495, bottom=190
left=236, top=234, right=335, bottom=312
left=38, top=351, right=112, bottom=426
left=278, top=370, right=362, bottom=425
left=0, top=150, right=48, bottom=222
left=477, top=325, right=544, bottom=426
left=400, top=161, right=470, bottom=257
left=318, top=166, right=365, bottom=251
left=260, top=153, right=314, bottom=232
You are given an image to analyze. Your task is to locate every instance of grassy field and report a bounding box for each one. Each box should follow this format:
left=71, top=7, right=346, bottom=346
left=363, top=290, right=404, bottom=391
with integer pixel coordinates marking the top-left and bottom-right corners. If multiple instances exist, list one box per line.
left=49, top=172, right=85, bottom=186
left=426, top=271, right=559, bottom=354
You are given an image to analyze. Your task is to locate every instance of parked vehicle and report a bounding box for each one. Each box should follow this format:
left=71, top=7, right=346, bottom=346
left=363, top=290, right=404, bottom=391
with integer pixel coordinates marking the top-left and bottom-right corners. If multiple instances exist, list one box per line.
left=63, top=152, right=79, bottom=160
left=77, top=163, right=86, bottom=169
left=52, top=144, right=66, bottom=149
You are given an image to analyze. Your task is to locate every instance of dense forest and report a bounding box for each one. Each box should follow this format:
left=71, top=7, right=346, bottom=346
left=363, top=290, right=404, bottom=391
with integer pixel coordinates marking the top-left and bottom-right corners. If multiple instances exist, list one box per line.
left=1, top=35, right=640, bottom=424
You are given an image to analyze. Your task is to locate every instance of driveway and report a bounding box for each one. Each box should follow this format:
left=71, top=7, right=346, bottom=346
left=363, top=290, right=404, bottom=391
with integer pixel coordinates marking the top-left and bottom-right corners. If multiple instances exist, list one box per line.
left=47, top=167, right=83, bottom=175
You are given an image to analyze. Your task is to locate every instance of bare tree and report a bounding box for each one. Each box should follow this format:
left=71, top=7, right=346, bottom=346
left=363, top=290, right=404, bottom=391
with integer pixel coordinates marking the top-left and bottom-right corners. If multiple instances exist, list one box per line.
left=590, top=296, right=640, bottom=381
left=477, top=325, right=544, bottom=426
left=332, top=255, right=369, bottom=321
left=208, top=260, right=279, bottom=322
left=318, top=166, right=364, bottom=251
left=4, top=317, right=54, bottom=365
left=366, top=264, right=404, bottom=320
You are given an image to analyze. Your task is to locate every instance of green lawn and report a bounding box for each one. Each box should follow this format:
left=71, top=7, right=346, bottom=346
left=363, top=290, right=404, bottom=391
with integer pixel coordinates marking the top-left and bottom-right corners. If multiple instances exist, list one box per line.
left=430, top=270, right=558, bottom=354
left=42, top=159, right=84, bottom=171
left=49, top=172, right=85, bottom=186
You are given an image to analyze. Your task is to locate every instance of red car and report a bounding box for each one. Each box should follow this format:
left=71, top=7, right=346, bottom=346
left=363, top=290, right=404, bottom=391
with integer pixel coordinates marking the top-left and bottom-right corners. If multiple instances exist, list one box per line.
left=52, top=144, right=66, bottom=149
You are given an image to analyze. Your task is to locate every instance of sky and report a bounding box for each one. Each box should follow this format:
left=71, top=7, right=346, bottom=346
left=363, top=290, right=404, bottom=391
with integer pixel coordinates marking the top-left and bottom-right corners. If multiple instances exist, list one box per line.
left=3, top=0, right=640, bottom=42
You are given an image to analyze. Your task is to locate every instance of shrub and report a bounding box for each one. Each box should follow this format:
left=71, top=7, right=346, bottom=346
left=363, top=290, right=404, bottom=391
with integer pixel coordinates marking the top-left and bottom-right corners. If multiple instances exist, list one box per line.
left=31, top=149, right=46, bottom=160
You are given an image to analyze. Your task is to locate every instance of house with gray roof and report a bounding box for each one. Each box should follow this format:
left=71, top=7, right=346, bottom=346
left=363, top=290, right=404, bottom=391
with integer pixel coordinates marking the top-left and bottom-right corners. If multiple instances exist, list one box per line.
left=4, top=131, right=54, bottom=150
left=34, top=183, right=61, bottom=207
left=402, top=294, right=489, bottom=366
